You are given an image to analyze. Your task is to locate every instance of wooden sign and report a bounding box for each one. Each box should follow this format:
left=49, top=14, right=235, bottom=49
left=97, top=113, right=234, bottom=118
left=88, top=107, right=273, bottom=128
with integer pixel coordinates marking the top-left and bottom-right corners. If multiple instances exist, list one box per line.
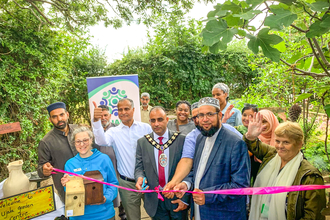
left=0, top=185, right=56, bottom=220
left=0, top=122, right=21, bottom=135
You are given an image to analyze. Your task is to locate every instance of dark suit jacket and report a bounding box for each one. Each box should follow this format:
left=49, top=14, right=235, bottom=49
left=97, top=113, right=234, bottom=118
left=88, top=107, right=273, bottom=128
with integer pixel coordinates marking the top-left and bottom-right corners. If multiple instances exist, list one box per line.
left=135, top=130, right=189, bottom=217
left=185, top=126, right=250, bottom=220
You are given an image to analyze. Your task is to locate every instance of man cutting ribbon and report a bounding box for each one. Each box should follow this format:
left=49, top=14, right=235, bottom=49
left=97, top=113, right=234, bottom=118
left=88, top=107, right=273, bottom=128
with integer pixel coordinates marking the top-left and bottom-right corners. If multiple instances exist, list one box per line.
left=135, top=106, right=190, bottom=219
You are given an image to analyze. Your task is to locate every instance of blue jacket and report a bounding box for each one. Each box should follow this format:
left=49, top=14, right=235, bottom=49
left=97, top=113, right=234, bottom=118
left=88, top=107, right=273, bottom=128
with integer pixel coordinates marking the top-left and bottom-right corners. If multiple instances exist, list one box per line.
left=65, top=149, right=118, bottom=220
left=184, top=126, right=250, bottom=220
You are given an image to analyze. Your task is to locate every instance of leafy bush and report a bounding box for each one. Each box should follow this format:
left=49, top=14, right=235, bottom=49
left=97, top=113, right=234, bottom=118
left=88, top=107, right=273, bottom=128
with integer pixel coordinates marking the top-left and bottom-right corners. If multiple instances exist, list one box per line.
left=304, top=142, right=330, bottom=173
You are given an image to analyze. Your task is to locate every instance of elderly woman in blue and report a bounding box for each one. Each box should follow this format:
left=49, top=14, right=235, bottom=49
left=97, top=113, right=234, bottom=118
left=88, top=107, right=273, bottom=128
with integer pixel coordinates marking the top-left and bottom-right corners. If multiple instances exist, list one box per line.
left=212, top=83, right=242, bottom=127
left=61, top=126, right=118, bottom=220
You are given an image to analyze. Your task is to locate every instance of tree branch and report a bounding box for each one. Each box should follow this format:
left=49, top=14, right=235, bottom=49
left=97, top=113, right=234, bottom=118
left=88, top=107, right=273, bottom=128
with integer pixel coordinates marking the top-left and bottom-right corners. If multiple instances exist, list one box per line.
left=312, top=37, right=330, bottom=68
left=0, top=50, right=13, bottom=55
left=32, top=0, right=68, bottom=11
left=13, top=0, right=44, bottom=25
left=308, top=55, right=315, bottom=72
left=294, top=54, right=314, bottom=64
left=280, top=58, right=328, bottom=77
left=26, top=0, right=54, bottom=25
left=290, top=24, right=307, bottom=33
left=307, top=38, right=330, bottom=76
left=0, top=5, right=24, bottom=24
left=302, top=4, right=321, bottom=21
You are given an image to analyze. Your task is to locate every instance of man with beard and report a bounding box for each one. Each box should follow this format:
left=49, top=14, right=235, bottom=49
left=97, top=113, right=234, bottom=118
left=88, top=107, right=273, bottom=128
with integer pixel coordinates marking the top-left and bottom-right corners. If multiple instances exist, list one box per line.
left=99, top=104, right=117, bottom=129
left=37, top=102, right=78, bottom=203
left=174, top=97, right=250, bottom=220
left=97, top=104, right=127, bottom=220
left=163, top=102, right=242, bottom=198
left=135, top=106, right=189, bottom=219
left=92, top=98, right=152, bottom=220
left=140, top=92, right=152, bottom=124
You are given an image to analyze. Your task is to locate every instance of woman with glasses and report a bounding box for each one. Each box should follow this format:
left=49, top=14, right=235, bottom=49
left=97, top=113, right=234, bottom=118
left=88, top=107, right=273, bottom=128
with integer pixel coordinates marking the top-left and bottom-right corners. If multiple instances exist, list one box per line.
left=167, top=100, right=195, bottom=135
left=61, top=125, right=118, bottom=220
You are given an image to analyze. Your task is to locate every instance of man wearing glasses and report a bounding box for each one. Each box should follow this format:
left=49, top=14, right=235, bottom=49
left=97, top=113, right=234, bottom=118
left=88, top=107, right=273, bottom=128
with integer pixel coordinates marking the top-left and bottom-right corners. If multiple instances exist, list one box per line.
left=163, top=102, right=242, bottom=197
left=172, top=97, right=250, bottom=220
left=140, top=92, right=153, bottom=124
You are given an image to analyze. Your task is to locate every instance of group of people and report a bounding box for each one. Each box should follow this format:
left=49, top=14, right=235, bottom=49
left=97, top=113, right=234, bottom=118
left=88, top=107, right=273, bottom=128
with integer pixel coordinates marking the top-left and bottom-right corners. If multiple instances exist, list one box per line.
left=37, top=82, right=326, bottom=220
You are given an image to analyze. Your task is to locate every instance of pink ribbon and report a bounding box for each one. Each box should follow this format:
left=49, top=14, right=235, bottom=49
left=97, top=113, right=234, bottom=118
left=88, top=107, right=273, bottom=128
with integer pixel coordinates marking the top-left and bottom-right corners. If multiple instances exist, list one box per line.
left=53, top=168, right=330, bottom=197
left=154, top=186, right=164, bottom=201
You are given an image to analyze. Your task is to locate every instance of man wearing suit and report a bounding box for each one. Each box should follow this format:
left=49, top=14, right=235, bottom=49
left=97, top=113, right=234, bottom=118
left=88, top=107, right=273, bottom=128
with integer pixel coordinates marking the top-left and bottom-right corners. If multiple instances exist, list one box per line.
left=175, top=97, right=250, bottom=220
left=135, top=106, right=189, bottom=219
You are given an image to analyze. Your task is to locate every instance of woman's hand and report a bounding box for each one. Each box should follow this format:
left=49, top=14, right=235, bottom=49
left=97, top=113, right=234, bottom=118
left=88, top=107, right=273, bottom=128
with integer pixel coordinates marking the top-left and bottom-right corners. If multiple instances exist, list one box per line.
left=61, top=174, right=70, bottom=186
left=222, top=105, right=234, bottom=123
left=246, top=112, right=266, bottom=141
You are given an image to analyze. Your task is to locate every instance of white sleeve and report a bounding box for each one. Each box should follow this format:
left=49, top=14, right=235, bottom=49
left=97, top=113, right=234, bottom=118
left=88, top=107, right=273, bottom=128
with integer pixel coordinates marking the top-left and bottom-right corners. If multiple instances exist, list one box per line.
left=92, top=120, right=113, bottom=146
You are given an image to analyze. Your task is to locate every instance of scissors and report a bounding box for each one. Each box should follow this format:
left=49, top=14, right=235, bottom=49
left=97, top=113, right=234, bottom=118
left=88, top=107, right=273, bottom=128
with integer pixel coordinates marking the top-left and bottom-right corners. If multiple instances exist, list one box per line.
left=141, top=177, right=149, bottom=190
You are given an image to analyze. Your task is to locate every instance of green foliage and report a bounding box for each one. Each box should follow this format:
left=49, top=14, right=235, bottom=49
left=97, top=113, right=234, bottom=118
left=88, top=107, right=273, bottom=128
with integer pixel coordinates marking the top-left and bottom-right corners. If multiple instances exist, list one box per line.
left=0, top=7, right=109, bottom=180
left=294, top=93, right=313, bottom=103
left=0, top=0, right=198, bottom=31
left=108, top=14, right=258, bottom=109
left=246, top=28, right=283, bottom=62
left=264, top=8, right=297, bottom=31
left=304, top=142, right=330, bottom=172
left=202, top=0, right=330, bottom=79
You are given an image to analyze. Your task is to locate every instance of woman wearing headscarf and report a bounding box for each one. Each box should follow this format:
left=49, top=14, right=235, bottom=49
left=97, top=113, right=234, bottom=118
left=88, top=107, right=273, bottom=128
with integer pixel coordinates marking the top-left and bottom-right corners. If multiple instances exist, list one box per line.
left=258, top=109, right=279, bottom=146
left=244, top=113, right=326, bottom=220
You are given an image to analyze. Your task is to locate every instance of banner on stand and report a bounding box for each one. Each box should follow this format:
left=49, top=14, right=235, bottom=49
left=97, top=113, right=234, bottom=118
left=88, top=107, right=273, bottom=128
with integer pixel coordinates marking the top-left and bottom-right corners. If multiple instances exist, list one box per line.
left=87, top=75, right=141, bottom=124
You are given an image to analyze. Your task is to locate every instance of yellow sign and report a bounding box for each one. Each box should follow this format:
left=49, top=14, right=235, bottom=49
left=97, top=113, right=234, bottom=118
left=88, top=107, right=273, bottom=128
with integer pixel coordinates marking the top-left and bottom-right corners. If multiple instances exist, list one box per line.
left=0, top=185, right=55, bottom=220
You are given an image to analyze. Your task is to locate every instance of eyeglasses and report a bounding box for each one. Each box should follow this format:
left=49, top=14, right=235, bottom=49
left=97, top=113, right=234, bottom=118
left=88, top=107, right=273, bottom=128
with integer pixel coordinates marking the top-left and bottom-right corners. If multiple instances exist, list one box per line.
left=197, top=112, right=218, bottom=119
left=192, top=116, right=198, bottom=120
left=75, top=138, right=90, bottom=145
left=244, top=103, right=258, bottom=108
left=150, top=118, right=165, bottom=123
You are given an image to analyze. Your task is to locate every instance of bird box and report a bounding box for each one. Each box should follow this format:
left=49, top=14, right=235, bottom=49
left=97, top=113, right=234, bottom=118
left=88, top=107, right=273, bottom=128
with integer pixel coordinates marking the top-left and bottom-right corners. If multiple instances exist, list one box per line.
left=65, top=176, right=85, bottom=217
left=83, top=170, right=104, bottom=205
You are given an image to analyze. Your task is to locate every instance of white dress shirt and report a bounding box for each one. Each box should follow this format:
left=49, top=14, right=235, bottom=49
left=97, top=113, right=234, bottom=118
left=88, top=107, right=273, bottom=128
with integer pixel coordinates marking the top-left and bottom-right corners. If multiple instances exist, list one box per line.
left=93, top=119, right=152, bottom=179
left=184, top=127, right=221, bottom=220
left=153, top=129, right=170, bottom=185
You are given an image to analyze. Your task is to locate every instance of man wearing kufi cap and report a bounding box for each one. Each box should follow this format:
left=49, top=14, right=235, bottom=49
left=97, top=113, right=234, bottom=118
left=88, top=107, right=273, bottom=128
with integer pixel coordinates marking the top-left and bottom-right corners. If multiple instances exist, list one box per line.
left=164, top=101, right=243, bottom=195
left=174, top=97, right=250, bottom=220
left=37, top=102, right=78, bottom=203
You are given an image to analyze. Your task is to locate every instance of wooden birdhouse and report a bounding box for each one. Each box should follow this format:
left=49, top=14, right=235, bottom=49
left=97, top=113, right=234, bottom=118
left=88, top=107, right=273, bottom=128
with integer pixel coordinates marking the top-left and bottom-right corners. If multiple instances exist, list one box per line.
left=65, top=176, right=85, bottom=217
left=83, top=170, right=104, bottom=205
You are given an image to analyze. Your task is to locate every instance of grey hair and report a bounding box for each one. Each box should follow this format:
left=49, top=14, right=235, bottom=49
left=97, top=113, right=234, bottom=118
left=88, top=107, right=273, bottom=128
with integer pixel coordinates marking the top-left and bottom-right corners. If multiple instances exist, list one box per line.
left=71, top=126, right=94, bottom=144
left=149, top=106, right=166, bottom=116
left=141, top=92, right=150, bottom=99
left=212, top=83, right=230, bottom=101
left=118, top=98, right=134, bottom=109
